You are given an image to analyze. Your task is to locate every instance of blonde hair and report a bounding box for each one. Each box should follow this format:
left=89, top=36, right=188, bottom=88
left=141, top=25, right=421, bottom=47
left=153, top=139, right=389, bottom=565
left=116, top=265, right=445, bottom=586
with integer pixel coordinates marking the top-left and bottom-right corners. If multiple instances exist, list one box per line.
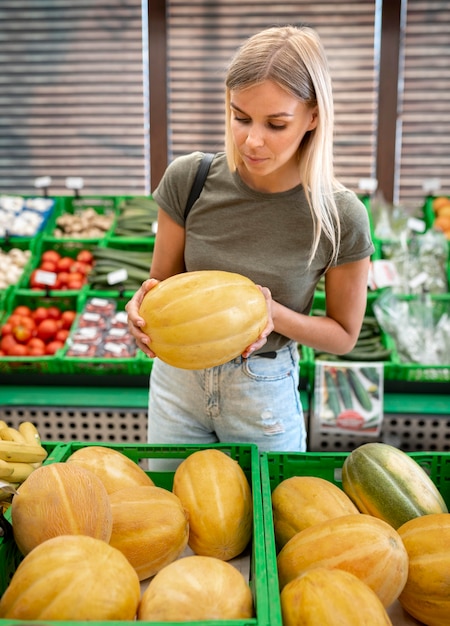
left=225, top=25, right=344, bottom=266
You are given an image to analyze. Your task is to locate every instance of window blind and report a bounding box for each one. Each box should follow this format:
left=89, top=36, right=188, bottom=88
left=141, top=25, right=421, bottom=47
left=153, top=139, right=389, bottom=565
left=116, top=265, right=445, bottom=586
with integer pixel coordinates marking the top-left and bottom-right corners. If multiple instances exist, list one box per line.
left=0, top=0, right=147, bottom=196
left=398, top=0, right=450, bottom=208
left=166, top=0, right=378, bottom=195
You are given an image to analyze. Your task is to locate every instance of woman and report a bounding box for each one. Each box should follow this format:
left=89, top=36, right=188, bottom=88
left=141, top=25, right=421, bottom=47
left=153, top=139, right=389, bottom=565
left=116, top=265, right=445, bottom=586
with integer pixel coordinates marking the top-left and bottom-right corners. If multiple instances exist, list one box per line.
left=126, top=25, right=374, bottom=452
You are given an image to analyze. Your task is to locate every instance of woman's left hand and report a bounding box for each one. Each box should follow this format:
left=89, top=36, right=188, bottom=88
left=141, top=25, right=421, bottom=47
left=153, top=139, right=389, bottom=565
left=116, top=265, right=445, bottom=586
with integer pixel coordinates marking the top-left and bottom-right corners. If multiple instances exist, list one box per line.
left=241, top=286, right=274, bottom=358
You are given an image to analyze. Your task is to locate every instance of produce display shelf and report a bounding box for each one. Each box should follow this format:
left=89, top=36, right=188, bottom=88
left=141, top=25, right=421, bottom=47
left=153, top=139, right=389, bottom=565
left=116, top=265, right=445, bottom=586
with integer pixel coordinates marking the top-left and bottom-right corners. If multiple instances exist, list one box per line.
left=0, top=442, right=271, bottom=626
left=0, top=385, right=151, bottom=408
left=259, top=449, right=450, bottom=626
left=0, top=387, right=446, bottom=414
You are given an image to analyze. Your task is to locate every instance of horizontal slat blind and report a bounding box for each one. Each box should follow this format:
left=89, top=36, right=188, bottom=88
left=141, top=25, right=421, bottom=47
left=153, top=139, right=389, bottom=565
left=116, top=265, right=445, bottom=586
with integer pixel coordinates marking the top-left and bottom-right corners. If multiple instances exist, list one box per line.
left=0, top=0, right=146, bottom=196
left=167, top=0, right=378, bottom=195
left=398, top=0, right=450, bottom=207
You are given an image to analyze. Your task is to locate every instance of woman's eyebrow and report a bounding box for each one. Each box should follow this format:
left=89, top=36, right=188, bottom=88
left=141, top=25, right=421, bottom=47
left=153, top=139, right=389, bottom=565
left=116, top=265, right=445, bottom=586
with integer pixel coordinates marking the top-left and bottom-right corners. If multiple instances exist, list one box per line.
left=230, top=102, right=294, bottom=118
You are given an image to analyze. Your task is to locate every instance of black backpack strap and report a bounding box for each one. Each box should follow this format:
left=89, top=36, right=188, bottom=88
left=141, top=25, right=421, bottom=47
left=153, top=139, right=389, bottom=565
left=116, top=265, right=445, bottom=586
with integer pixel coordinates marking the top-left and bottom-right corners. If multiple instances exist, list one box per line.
left=184, top=152, right=215, bottom=220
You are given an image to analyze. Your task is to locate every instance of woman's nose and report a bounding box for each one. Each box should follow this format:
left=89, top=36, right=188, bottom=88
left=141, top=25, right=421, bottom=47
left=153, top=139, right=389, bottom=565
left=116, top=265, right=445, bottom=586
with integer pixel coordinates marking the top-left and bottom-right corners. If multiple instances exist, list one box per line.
left=245, top=125, right=264, bottom=147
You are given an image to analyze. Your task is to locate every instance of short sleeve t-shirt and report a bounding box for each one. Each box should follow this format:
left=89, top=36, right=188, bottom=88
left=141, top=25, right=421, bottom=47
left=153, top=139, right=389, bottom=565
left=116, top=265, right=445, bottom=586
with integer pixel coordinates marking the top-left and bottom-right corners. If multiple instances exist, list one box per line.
left=153, top=151, right=375, bottom=352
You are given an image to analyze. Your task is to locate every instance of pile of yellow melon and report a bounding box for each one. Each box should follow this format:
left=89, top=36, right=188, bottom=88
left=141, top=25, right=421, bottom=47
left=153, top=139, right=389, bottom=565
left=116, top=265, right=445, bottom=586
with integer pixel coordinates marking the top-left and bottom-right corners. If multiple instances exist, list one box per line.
left=273, top=442, right=449, bottom=626
left=0, top=446, right=254, bottom=622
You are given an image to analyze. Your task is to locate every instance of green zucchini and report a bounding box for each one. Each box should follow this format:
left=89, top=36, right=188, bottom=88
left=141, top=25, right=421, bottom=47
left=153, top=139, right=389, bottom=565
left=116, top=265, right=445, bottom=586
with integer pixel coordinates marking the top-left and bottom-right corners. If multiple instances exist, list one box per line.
left=325, top=370, right=341, bottom=419
left=336, top=369, right=353, bottom=409
left=346, top=369, right=373, bottom=412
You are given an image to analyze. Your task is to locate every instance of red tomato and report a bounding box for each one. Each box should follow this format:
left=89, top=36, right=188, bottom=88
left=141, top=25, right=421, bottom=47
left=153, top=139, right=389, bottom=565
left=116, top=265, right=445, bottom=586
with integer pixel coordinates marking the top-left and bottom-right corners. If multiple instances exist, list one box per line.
left=19, top=316, right=36, bottom=331
left=67, top=271, right=84, bottom=283
left=0, top=334, right=17, bottom=354
left=27, top=337, right=46, bottom=351
left=12, top=323, right=33, bottom=344
left=1, top=322, right=12, bottom=336
left=66, top=279, right=84, bottom=291
left=28, top=346, right=46, bottom=356
left=32, top=307, right=49, bottom=324
left=13, top=305, right=32, bottom=317
left=46, top=306, right=62, bottom=320
left=41, top=250, right=61, bottom=264
left=55, top=328, right=70, bottom=343
left=8, top=344, right=29, bottom=357
left=36, top=319, right=58, bottom=343
left=57, top=271, right=70, bottom=287
left=45, top=340, right=64, bottom=355
left=39, top=260, right=58, bottom=273
left=56, top=257, right=74, bottom=272
left=60, top=310, right=77, bottom=329
left=76, top=250, right=94, bottom=264
left=7, top=314, right=23, bottom=328
left=70, top=261, right=90, bottom=276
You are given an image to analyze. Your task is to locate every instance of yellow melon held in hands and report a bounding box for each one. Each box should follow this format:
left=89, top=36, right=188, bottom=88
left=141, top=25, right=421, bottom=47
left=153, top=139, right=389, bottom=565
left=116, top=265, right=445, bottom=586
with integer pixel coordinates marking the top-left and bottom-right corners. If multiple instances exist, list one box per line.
left=138, top=270, right=268, bottom=369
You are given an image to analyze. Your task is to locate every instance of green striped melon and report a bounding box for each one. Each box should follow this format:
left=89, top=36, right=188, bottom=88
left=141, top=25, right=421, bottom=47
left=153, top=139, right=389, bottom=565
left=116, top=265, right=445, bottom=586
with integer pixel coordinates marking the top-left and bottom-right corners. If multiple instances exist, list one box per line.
left=341, top=442, right=448, bottom=530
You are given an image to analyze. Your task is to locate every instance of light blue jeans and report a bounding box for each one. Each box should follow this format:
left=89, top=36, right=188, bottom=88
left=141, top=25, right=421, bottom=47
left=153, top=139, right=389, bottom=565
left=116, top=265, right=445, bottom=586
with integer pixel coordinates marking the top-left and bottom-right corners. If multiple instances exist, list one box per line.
left=147, top=340, right=307, bottom=453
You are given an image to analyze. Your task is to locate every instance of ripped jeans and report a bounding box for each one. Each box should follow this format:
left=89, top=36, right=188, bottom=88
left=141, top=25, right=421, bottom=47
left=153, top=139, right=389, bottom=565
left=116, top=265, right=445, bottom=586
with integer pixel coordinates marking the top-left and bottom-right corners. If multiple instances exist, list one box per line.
left=147, top=340, right=307, bottom=453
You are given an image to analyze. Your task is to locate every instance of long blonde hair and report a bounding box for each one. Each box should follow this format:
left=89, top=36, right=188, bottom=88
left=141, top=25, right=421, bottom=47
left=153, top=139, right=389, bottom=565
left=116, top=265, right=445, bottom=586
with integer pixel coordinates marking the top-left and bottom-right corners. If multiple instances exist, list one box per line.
left=225, top=25, right=344, bottom=266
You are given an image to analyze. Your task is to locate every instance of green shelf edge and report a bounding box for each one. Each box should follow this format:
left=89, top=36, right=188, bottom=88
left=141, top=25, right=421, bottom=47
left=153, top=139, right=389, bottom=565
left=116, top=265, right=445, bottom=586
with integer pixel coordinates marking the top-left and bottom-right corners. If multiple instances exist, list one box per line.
left=0, top=387, right=448, bottom=415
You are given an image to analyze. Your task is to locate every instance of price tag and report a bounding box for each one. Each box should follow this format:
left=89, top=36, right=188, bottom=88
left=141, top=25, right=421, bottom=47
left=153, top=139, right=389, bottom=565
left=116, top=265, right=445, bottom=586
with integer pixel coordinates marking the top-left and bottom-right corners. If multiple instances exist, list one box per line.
left=422, top=178, right=441, bottom=194
left=407, top=217, right=426, bottom=233
left=35, top=269, right=58, bottom=286
left=371, top=260, right=400, bottom=289
left=107, top=268, right=128, bottom=285
left=34, top=176, right=52, bottom=189
left=65, top=177, right=84, bottom=191
left=358, top=178, right=378, bottom=193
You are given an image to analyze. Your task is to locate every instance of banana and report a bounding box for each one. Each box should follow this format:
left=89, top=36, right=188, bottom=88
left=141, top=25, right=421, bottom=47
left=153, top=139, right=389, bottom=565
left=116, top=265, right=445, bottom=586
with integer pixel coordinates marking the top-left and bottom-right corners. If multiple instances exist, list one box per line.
left=0, top=480, right=20, bottom=499
left=0, top=460, right=14, bottom=479
left=0, top=427, right=27, bottom=445
left=0, top=421, right=9, bottom=431
left=0, top=459, right=35, bottom=483
left=18, top=421, right=42, bottom=446
left=0, top=441, right=48, bottom=464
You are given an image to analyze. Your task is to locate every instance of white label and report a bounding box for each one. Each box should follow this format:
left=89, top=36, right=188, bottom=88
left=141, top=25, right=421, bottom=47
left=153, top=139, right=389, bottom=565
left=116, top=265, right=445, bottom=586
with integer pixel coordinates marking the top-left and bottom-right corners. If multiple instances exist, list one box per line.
left=107, top=268, right=128, bottom=285
left=408, top=217, right=426, bottom=233
left=371, top=260, right=400, bottom=289
left=65, top=177, right=84, bottom=190
left=90, top=297, right=109, bottom=307
left=422, top=178, right=441, bottom=194
left=409, top=271, right=428, bottom=290
left=104, top=342, right=124, bottom=354
left=34, top=176, right=52, bottom=189
left=83, top=312, right=101, bottom=322
left=358, top=178, right=378, bottom=193
left=35, top=269, right=58, bottom=286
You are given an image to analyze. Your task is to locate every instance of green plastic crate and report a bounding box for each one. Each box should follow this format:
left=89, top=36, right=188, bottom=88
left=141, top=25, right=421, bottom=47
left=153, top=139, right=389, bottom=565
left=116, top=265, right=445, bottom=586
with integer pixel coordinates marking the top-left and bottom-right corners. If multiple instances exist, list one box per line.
left=0, top=441, right=69, bottom=596
left=43, top=195, right=118, bottom=242
left=59, top=290, right=142, bottom=376
left=0, top=196, right=59, bottom=243
left=381, top=294, right=450, bottom=383
left=260, top=449, right=450, bottom=626
left=0, top=291, right=80, bottom=375
left=108, top=195, right=158, bottom=243
left=0, top=442, right=271, bottom=626
left=17, top=238, right=98, bottom=293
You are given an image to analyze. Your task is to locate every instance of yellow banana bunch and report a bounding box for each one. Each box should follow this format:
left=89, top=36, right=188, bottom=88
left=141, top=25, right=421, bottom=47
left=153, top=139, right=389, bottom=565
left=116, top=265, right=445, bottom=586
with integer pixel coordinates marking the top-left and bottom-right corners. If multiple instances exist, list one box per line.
left=0, top=422, right=47, bottom=492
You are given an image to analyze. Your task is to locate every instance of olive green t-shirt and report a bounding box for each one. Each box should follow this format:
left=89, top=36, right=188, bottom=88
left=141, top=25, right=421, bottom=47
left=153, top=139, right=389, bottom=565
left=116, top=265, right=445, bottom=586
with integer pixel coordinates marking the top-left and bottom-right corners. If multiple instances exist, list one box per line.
left=153, top=151, right=375, bottom=352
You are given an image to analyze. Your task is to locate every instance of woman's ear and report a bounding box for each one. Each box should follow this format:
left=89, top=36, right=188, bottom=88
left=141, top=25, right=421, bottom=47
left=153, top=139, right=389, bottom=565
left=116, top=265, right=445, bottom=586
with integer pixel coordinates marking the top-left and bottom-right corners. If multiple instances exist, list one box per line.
left=308, top=107, right=319, bottom=131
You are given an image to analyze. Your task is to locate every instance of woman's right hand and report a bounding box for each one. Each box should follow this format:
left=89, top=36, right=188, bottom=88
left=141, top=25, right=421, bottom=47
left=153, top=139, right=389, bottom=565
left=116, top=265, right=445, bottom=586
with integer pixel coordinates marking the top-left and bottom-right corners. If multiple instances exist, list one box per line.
left=125, top=278, right=159, bottom=357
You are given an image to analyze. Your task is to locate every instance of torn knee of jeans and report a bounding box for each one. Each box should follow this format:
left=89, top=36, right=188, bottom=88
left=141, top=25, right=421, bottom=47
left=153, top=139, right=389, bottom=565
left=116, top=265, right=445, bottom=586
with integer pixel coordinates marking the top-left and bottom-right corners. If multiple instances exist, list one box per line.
left=260, top=409, right=285, bottom=435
